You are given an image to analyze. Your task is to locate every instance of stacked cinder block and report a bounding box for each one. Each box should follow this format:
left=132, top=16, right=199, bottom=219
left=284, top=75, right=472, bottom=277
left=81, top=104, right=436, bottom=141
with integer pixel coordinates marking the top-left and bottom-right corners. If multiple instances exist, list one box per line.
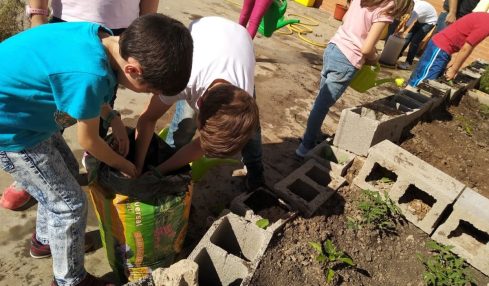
left=352, top=140, right=465, bottom=234
left=467, top=89, right=489, bottom=105
left=304, top=141, right=355, bottom=176
left=332, top=106, right=407, bottom=156
left=187, top=213, right=273, bottom=286
left=417, top=80, right=451, bottom=110
left=274, top=159, right=346, bottom=217
left=230, top=187, right=297, bottom=234
left=431, top=188, right=489, bottom=276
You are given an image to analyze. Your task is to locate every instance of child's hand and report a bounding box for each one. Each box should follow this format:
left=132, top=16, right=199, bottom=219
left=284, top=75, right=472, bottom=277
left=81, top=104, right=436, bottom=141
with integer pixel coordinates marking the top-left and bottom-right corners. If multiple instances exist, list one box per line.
left=445, top=66, right=457, bottom=81
left=110, top=117, right=130, bottom=156
left=117, top=160, right=138, bottom=178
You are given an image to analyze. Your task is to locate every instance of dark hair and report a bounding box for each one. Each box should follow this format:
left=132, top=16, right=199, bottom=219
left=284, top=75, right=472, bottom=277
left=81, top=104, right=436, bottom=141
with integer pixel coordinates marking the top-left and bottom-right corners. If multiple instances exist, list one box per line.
left=361, top=0, right=413, bottom=18
left=198, top=84, right=259, bottom=158
left=119, top=13, right=193, bottom=96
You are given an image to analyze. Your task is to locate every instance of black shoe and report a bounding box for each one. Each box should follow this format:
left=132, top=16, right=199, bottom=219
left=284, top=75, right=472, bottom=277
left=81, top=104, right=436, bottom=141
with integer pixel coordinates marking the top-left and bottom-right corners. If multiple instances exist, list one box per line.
left=244, top=172, right=266, bottom=192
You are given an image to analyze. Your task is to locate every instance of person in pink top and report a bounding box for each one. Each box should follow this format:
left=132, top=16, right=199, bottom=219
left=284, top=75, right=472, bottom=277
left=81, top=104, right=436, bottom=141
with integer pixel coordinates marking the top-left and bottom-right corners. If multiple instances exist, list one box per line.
left=239, top=0, right=274, bottom=38
left=296, top=0, right=412, bottom=157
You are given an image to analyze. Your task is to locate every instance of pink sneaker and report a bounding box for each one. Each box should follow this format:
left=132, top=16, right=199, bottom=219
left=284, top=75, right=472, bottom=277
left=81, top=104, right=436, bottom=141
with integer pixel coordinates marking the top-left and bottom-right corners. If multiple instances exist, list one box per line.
left=0, top=182, right=35, bottom=211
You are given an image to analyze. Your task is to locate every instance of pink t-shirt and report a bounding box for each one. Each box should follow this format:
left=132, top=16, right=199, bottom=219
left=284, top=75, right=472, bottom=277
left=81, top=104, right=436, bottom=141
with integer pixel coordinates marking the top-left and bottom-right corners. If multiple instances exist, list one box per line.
left=51, top=0, right=140, bottom=30
left=330, top=0, right=394, bottom=68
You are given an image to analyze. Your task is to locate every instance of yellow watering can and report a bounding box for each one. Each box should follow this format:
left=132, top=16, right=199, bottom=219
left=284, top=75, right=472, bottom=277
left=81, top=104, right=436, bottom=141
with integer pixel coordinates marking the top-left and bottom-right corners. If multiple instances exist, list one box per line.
left=158, top=128, right=239, bottom=182
left=349, top=64, right=404, bottom=93
left=258, top=0, right=300, bottom=37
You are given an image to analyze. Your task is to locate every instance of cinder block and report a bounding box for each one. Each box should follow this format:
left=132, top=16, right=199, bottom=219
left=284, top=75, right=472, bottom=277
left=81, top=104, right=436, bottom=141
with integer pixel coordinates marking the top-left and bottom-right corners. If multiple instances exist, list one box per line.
left=273, top=159, right=346, bottom=217
left=230, top=187, right=297, bottom=234
left=417, top=80, right=450, bottom=110
left=187, top=213, right=272, bottom=286
left=454, top=71, right=480, bottom=90
left=467, top=59, right=489, bottom=74
left=332, top=106, right=407, bottom=156
left=431, top=188, right=489, bottom=276
left=305, top=141, right=355, bottom=176
left=352, top=140, right=465, bottom=234
left=467, top=89, right=489, bottom=106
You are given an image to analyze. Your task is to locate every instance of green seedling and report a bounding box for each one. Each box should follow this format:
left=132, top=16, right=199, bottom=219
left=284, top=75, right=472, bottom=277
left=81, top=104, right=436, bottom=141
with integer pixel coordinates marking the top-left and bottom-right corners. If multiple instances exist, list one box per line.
left=479, top=104, right=489, bottom=118
left=350, top=190, right=403, bottom=234
left=454, top=115, right=474, bottom=136
left=379, top=177, right=393, bottom=184
left=480, top=66, right=489, bottom=93
left=309, top=239, right=355, bottom=284
left=337, top=155, right=349, bottom=165
left=256, top=218, right=270, bottom=229
left=418, top=241, right=473, bottom=286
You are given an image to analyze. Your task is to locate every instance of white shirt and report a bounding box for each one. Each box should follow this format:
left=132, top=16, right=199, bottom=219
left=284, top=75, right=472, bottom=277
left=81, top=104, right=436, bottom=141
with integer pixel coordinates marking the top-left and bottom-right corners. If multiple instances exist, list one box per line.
left=159, top=17, right=255, bottom=111
left=51, top=0, right=140, bottom=30
left=406, top=0, right=438, bottom=26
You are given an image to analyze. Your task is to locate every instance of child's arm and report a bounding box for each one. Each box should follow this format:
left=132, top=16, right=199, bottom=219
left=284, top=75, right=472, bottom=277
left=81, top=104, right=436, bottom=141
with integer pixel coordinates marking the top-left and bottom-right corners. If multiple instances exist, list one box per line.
left=155, top=138, right=204, bottom=175
left=139, top=0, right=160, bottom=16
left=361, top=22, right=390, bottom=65
left=446, top=0, right=458, bottom=25
left=445, top=42, right=474, bottom=80
left=28, top=0, right=49, bottom=27
left=77, top=118, right=138, bottom=177
left=135, top=94, right=172, bottom=175
left=100, top=104, right=129, bottom=156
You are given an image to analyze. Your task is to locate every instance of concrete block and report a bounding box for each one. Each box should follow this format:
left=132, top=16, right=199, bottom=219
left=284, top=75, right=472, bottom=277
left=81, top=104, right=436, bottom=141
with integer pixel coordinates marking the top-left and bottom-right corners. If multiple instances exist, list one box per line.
left=273, top=159, right=346, bottom=217
left=467, top=89, right=489, bottom=106
left=352, top=140, right=465, bottom=234
left=332, top=106, right=407, bottom=156
left=431, top=188, right=489, bottom=276
left=454, top=71, right=480, bottom=90
left=230, top=187, right=297, bottom=234
left=187, top=213, right=272, bottom=286
left=305, top=141, right=355, bottom=176
left=467, top=59, right=489, bottom=74
left=152, top=259, right=198, bottom=286
left=417, top=80, right=450, bottom=110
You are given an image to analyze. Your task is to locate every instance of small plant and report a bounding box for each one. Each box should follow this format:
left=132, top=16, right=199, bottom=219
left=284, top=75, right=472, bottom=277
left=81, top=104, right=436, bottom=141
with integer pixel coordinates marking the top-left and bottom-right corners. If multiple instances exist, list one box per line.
left=351, top=189, right=403, bottom=234
left=418, top=240, right=473, bottom=286
left=454, top=115, right=474, bottom=136
left=309, top=239, right=355, bottom=284
left=479, top=104, right=489, bottom=118
left=479, top=66, right=489, bottom=94
left=256, top=218, right=269, bottom=229
left=379, top=176, right=393, bottom=183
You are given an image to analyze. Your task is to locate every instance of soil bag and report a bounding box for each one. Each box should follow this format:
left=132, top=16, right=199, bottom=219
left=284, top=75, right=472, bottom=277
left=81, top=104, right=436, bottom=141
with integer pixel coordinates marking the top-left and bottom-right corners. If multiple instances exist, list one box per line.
left=87, top=129, right=192, bottom=283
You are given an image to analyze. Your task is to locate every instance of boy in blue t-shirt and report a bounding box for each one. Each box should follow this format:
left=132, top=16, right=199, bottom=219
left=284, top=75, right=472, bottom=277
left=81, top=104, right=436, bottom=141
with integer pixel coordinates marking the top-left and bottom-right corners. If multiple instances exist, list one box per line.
left=0, top=14, right=193, bottom=286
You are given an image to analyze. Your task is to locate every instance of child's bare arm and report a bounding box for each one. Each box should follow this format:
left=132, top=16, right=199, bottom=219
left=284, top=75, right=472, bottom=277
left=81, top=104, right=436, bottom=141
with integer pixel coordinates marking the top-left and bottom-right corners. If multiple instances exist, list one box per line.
left=361, top=22, right=389, bottom=64
left=100, top=104, right=129, bottom=156
left=28, top=0, right=49, bottom=27
left=445, top=42, right=474, bottom=80
left=155, top=138, right=204, bottom=175
left=77, top=117, right=138, bottom=177
left=139, top=0, right=160, bottom=16
left=446, top=0, right=458, bottom=25
left=135, top=94, right=172, bottom=175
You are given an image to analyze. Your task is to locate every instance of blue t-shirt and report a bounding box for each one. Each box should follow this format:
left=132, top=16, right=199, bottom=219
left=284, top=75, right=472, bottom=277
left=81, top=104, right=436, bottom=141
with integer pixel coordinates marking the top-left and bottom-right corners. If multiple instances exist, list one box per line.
left=0, top=22, right=116, bottom=151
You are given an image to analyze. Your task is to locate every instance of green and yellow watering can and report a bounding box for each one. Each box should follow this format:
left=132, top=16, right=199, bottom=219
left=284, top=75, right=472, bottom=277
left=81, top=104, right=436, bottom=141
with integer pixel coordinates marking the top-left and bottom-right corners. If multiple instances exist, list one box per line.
left=158, top=128, right=239, bottom=182
left=349, top=64, right=405, bottom=93
left=258, top=0, right=300, bottom=37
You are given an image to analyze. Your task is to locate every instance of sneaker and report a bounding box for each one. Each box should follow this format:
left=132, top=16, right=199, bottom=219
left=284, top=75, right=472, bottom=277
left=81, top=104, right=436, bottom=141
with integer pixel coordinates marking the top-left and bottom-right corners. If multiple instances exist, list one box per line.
left=0, top=182, right=35, bottom=211
left=30, top=232, right=95, bottom=259
left=295, top=143, right=310, bottom=158
left=398, top=62, right=412, bottom=70
left=51, top=273, right=115, bottom=286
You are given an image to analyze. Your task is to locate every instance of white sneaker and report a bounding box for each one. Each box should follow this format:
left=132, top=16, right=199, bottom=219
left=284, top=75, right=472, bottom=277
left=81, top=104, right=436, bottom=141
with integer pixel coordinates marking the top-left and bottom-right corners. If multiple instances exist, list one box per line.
left=398, top=62, right=412, bottom=70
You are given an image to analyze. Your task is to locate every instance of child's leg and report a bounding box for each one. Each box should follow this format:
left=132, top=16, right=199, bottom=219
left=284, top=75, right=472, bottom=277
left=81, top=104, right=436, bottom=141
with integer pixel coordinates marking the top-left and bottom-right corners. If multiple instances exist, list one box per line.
left=407, top=40, right=450, bottom=87
left=0, top=134, right=88, bottom=285
left=299, top=44, right=357, bottom=152
left=239, top=0, right=256, bottom=27
left=405, top=23, right=435, bottom=65
left=246, top=0, right=273, bottom=38
left=165, top=100, right=197, bottom=150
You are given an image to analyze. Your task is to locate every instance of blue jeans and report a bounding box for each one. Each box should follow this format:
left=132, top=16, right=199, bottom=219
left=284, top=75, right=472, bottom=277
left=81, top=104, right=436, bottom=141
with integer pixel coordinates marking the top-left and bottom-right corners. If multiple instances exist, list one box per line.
left=166, top=97, right=264, bottom=177
left=302, top=43, right=358, bottom=149
left=434, top=12, right=448, bottom=34
left=400, top=22, right=435, bottom=65
left=0, top=133, right=88, bottom=286
left=408, top=40, right=450, bottom=87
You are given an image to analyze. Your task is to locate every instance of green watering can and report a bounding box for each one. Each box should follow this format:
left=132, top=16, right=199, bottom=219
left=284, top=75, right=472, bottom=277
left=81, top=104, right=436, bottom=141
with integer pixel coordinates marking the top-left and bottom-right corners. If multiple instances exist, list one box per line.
left=158, top=128, right=239, bottom=182
left=349, top=64, right=405, bottom=93
left=258, top=0, right=300, bottom=37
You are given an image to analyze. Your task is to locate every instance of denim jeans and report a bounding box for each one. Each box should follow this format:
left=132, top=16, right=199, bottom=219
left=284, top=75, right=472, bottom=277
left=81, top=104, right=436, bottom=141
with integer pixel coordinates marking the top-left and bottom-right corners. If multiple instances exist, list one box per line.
left=0, top=133, right=88, bottom=286
left=166, top=96, right=264, bottom=177
left=434, top=12, right=448, bottom=34
left=400, top=22, right=435, bottom=65
left=301, top=43, right=358, bottom=150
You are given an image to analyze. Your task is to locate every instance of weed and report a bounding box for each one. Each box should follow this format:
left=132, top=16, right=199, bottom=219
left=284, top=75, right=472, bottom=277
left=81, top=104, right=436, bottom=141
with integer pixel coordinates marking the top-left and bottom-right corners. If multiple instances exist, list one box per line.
left=454, top=115, right=474, bottom=136
left=309, top=239, right=355, bottom=284
left=379, top=177, right=393, bottom=183
left=418, top=241, right=473, bottom=286
left=256, top=218, right=269, bottom=229
left=351, top=190, right=403, bottom=234
left=0, top=0, right=26, bottom=41
left=479, top=104, right=489, bottom=118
